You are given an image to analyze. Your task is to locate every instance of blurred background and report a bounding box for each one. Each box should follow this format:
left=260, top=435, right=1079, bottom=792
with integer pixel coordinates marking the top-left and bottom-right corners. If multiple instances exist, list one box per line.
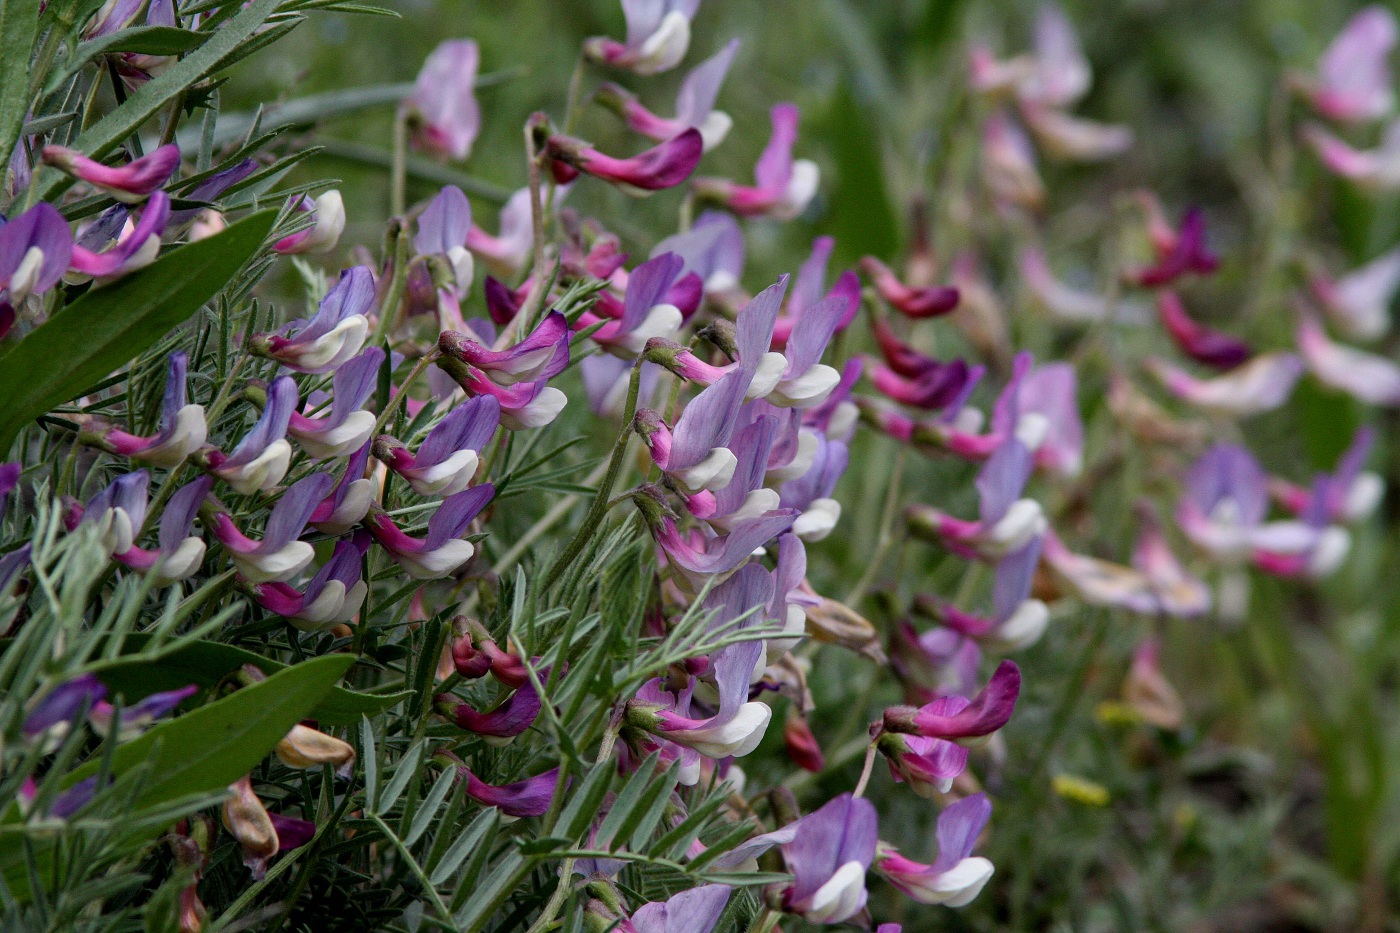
left=224, top=2, right=1400, bottom=929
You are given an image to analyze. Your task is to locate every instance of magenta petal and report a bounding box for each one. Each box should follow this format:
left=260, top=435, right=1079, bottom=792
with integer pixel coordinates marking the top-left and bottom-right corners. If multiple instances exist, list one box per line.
left=913, top=660, right=1021, bottom=739
left=462, top=766, right=560, bottom=818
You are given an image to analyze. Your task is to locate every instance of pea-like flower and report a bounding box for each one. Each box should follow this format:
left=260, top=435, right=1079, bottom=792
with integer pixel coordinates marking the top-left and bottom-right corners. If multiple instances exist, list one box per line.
left=68, top=192, right=170, bottom=282
left=546, top=128, right=704, bottom=195
left=1292, top=5, right=1397, bottom=123
left=365, top=482, right=494, bottom=579
left=88, top=685, right=196, bottom=742
left=907, top=437, right=1047, bottom=563
left=861, top=256, right=960, bottom=319
left=693, top=104, right=818, bottom=220
left=1307, top=246, right=1400, bottom=340
left=310, top=442, right=375, bottom=535
left=0, top=202, right=72, bottom=305
left=42, top=143, right=179, bottom=203
left=884, top=660, right=1022, bottom=745
left=200, top=376, right=297, bottom=494
left=875, top=793, right=995, bottom=907
left=1296, top=312, right=1400, bottom=406
left=209, top=473, right=332, bottom=582
left=459, top=766, right=561, bottom=818
left=109, top=475, right=212, bottom=585
left=1156, top=290, right=1250, bottom=370
left=374, top=394, right=500, bottom=497
left=82, top=351, right=206, bottom=467
left=583, top=0, right=701, bottom=75
left=272, top=190, right=345, bottom=254
left=404, top=40, right=481, bottom=161
left=597, top=38, right=740, bottom=151
left=769, top=793, right=878, bottom=923
left=1147, top=352, right=1302, bottom=418
left=249, top=537, right=368, bottom=630
left=287, top=346, right=384, bottom=459
left=251, top=265, right=373, bottom=373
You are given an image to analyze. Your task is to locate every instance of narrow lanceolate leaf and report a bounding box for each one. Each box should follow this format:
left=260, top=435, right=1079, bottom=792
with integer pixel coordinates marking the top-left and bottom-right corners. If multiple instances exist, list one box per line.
left=44, top=26, right=210, bottom=96
left=0, top=209, right=276, bottom=451
left=35, top=0, right=283, bottom=200
left=0, top=0, right=40, bottom=173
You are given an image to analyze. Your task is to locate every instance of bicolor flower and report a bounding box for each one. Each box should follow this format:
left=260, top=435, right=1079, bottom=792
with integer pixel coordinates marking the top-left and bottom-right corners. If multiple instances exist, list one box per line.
left=466, top=187, right=535, bottom=277
left=23, top=673, right=106, bottom=746
left=546, top=128, right=704, bottom=195
left=0, top=202, right=72, bottom=305
left=460, top=766, right=560, bottom=818
left=111, top=475, right=211, bottom=585
left=374, top=394, right=499, bottom=497
left=201, top=376, right=296, bottom=494
left=1304, top=119, right=1400, bottom=190
left=1270, top=427, right=1384, bottom=525
left=771, top=237, right=860, bottom=347
left=0, top=543, right=32, bottom=595
left=778, top=436, right=847, bottom=541
left=1297, top=312, right=1400, bottom=405
left=1019, top=102, right=1132, bottom=161
left=81, top=351, right=206, bottom=467
left=652, top=209, right=745, bottom=294
left=66, top=470, right=150, bottom=557
left=907, top=437, right=1047, bottom=562
left=637, top=371, right=751, bottom=493
left=310, top=442, right=375, bottom=535
left=42, top=143, right=179, bottom=203
left=68, top=192, right=169, bottom=282
left=443, top=673, right=542, bottom=740
left=18, top=775, right=103, bottom=823
left=583, top=0, right=701, bottom=75
left=686, top=413, right=780, bottom=528
left=251, top=266, right=374, bottom=373
left=598, top=38, right=740, bottom=151
left=1015, top=362, right=1083, bottom=478
left=1021, top=247, right=1147, bottom=324
left=1127, top=200, right=1219, bottom=288
left=276, top=724, right=357, bottom=777
left=435, top=354, right=568, bottom=430
left=404, top=40, right=481, bottom=161
left=1018, top=2, right=1091, bottom=108
left=365, top=483, right=494, bottom=579
left=287, top=346, right=384, bottom=458
left=1308, top=247, right=1400, bottom=340
left=921, top=539, right=1049, bottom=651
left=1156, top=290, right=1250, bottom=370
left=620, top=884, right=732, bottom=933
left=222, top=776, right=290, bottom=879
left=209, top=472, right=332, bottom=583
left=877, top=731, right=970, bottom=798
left=1147, top=352, right=1303, bottom=418
left=580, top=254, right=688, bottom=356
left=414, top=185, right=475, bottom=303
left=693, top=103, right=818, bottom=219
left=644, top=277, right=787, bottom=398
left=869, top=319, right=978, bottom=412
left=771, top=793, right=878, bottom=923
left=1039, top=528, right=1160, bottom=615
left=249, top=537, right=368, bottom=630
left=88, top=685, right=196, bottom=742
left=875, top=793, right=995, bottom=907
left=1292, top=6, right=1397, bottom=123
left=981, top=109, right=1044, bottom=210
left=763, top=293, right=847, bottom=408
left=884, top=660, right=1022, bottom=745
left=860, top=256, right=959, bottom=319
left=643, top=495, right=796, bottom=589
left=272, top=190, right=345, bottom=254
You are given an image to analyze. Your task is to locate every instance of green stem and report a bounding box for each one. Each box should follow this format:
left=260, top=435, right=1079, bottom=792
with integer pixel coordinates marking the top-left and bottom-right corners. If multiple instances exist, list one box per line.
left=542, top=363, right=642, bottom=591
left=370, top=222, right=411, bottom=346
left=369, top=812, right=453, bottom=922
left=370, top=351, right=439, bottom=437
left=390, top=107, right=409, bottom=218
left=844, top=444, right=908, bottom=605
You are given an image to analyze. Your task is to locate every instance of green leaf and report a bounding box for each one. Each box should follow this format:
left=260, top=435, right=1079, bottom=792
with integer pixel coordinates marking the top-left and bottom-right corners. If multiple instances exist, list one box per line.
left=824, top=82, right=899, bottom=264
left=63, top=654, right=355, bottom=804
left=1293, top=376, right=1363, bottom=472
left=84, top=634, right=411, bottom=725
left=0, top=209, right=276, bottom=452
left=46, top=26, right=208, bottom=96
left=0, top=0, right=40, bottom=173
left=36, top=0, right=282, bottom=199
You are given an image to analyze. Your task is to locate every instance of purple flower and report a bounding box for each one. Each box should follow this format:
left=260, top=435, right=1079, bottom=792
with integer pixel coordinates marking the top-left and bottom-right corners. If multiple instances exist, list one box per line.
left=546, top=128, right=704, bottom=194
left=439, top=311, right=570, bottom=384
left=211, top=473, right=332, bottom=583
left=877, top=732, right=970, bottom=798
left=652, top=209, right=745, bottom=294
left=252, top=266, right=374, bottom=374
left=1308, top=246, right=1400, bottom=340
left=1020, top=247, right=1146, bottom=324
left=88, top=684, right=197, bottom=741
left=924, top=539, right=1049, bottom=650
left=84, top=351, right=206, bottom=467
left=0, top=544, right=32, bottom=594
left=0, top=202, right=73, bottom=304
left=637, top=370, right=748, bottom=492
left=24, top=673, right=107, bottom=743
left=19, top=775, right=104, bottom=822
left=250, top=537, right=368, bottom=630
left=777, top=436, right=847, bottom=541
left=272, top=190, right=344, bottom=255
left=875, top=794, right=995, bottom=906
left=1129, top=206, right=1219, bottom=288
left=861, top=256, right=960, bottom=319
left=1304, top=119, right=1400, bottom=190
left=584, top=254, right=690, bottom=357
left=625, top=885, right=732, bottom=933
left=202, top=376, right=297, bottom=494
left=0, top=462, right=19, bottom=513
left=374, top=394, right=500, bottom=497
left=42, top=143, right=179, bottom=203
left=112, top=475, right=212, bottom=585
left=287, top=347, right=384, bottom=459
left=466, top=187, right=535, bottom=277
left=67, top=470, right=150, bottom=556
left=269, top=812, right=316, bottom=852
left=870, top=319, right=977, bottom=412
left=1176, top=444, right=1268, bottom=563
left=646, top=498, right=796, bottom=590
left=414, top=185, right=475, bottom=297
left=1297, top=312, right=1400, bottom=406
left=693, top=103, right=818, bottom=219
left=584, top=0, right=702, bottom=75
left=460, top=766, right=560, bottom=818
left=1148, top=352, right=1302, bottom=418
left=885, top=660, right=1022, bottom=744
left=1272, top=427, right=1384, bottom=525
left=1019, top=102, right=1132, bottom=161
left=776, top=793, right=878, bottom=922
left=1294, top=6, right=1397, bottom=123
left=645, top=276, right=787, bottom=395
left=599, top=38, right=740, bottom=151
left=907, top=436, right=1047, bottom=562
left=68, top=192, right=170, bottom=281
left=1156, top=290, right=1250, bottom=370
left=447, top=675, right=542, bottom=739
left=686, top=413, right=780, bottom=527
left=310, top=442, right=375, bottom=535
left=366, top=483, right=494, bottom=579
left=405, top=40, right=481, bottom=161
left=981, top=109, right=1044, bottom=209
left=1015, top=362, right=1083, bottom=478
left=1019, top=3, right=1091, bottom=107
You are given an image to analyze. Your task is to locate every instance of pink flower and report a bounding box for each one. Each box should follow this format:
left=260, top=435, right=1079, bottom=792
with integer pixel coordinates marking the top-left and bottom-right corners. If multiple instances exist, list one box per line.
left=546, top=129, right=703, bottom=195
left=1294, top=6, right=1397, bottom=123
left=692, top=104, right=819, bottom=219
left=404, top=40, right=481, bottom=160
left=1297, top=313, right=1400, bottom=405
left=583, top=0, right=701, bottom=76
left=42, top=143, right=179, bottom=202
